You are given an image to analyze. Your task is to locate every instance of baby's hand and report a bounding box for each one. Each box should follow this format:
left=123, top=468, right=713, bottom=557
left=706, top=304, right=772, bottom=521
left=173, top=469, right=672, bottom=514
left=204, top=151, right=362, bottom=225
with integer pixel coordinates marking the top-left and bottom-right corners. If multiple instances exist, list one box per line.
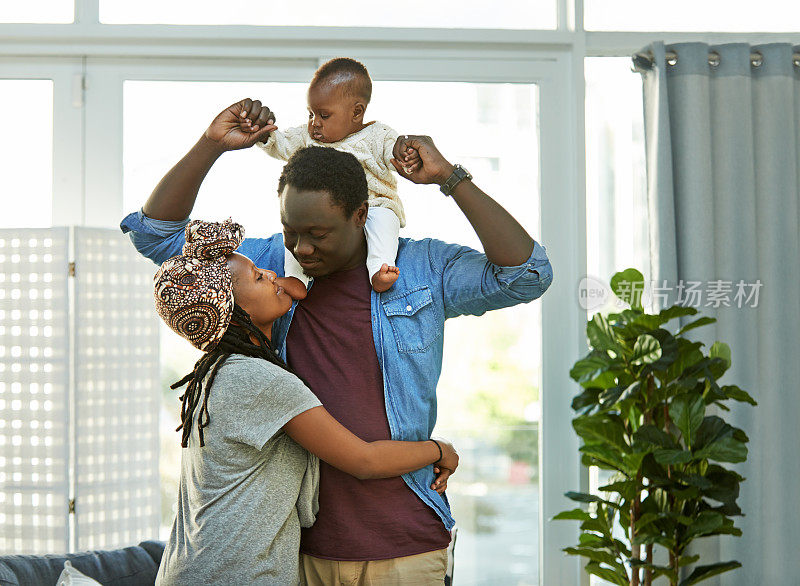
left=400, top=146, right=422, bottom=175
left=237, top=107, right=277, bottom=134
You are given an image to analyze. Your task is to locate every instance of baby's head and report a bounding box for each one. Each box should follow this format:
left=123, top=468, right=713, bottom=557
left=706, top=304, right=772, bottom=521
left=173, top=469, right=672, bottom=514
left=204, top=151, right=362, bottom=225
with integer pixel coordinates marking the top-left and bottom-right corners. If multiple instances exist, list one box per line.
left=307, top=57, right=372, bottom=143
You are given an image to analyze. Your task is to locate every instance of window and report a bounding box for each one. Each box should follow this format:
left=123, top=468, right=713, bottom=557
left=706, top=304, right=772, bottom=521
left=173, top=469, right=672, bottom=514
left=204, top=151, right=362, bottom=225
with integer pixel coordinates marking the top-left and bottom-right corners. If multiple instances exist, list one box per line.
left=585, top=0, right=800, bottom=32
left=584, top=57, right=649, bottom=312
left=0, top=1, right=73, bottom=24
left=100, top=0, right=557, bottom=28
left=123, top=81, right=308, bottom=233
left=0, top=81, right=54, bottom=228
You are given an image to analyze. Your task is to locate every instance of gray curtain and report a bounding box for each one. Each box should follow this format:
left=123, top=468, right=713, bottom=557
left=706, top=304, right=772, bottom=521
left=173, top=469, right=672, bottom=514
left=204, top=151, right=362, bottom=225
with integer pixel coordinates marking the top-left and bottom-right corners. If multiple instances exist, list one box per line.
left=638, top=42, right=800, bottom=584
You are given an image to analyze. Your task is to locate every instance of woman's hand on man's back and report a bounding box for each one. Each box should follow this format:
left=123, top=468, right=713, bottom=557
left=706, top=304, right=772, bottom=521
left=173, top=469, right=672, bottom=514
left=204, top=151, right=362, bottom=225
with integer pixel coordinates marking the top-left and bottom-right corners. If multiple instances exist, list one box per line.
left=431, top=438, right=459, bottom=495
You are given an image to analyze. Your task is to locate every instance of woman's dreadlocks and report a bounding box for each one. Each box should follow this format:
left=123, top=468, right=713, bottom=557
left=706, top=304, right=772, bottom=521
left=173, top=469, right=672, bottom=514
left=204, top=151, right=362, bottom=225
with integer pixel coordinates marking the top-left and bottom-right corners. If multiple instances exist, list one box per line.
left=170, top=303, right=296, bottom=448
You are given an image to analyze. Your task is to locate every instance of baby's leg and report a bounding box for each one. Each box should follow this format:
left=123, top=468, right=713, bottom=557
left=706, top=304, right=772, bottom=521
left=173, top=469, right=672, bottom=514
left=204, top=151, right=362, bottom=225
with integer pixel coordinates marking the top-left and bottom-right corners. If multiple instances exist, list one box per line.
left=284, top=246, right=310, bottom=287
left=365, top=206, right=401, bottom=293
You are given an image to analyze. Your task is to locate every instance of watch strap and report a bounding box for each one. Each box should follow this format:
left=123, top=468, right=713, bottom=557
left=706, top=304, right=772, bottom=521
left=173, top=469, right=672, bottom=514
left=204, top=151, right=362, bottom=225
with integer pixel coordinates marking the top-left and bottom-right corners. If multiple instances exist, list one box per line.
left=439, top=164, right=472, bottom=196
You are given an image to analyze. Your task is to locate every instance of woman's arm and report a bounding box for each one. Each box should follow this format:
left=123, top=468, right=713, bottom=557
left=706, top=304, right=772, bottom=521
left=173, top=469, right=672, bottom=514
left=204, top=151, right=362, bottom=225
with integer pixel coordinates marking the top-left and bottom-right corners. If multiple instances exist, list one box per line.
left=283, top=406, right=458, bottom=491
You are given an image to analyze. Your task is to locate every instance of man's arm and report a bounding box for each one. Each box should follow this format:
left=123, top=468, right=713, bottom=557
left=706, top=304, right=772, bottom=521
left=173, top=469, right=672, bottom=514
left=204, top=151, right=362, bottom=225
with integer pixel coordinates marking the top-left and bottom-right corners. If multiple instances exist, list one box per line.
left=390, top=135, right=534, bottom=266
left=121, top=99, right=279, bottom=265
left=143, top=99, right=278, bottom=221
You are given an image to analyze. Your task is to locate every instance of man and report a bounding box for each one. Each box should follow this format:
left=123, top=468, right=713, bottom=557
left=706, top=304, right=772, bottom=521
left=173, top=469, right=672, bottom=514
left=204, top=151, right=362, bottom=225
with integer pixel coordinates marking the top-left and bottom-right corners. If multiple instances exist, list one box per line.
left=122, top=98, right=553, bottom=585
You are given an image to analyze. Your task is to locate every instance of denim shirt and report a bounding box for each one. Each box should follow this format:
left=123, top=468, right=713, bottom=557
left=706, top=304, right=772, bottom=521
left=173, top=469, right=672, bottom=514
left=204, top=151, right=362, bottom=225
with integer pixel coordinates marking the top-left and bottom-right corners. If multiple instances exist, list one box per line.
left=121, top=210, right=553, bottom=530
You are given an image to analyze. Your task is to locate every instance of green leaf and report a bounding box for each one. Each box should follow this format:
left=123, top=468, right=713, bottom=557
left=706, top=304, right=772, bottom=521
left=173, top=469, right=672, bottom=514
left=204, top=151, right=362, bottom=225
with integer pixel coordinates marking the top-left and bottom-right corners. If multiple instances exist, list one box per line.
left=564, top=547, right=625, bottom=572
left=599, top=386, right=625, bottom=407
left=634, top=424, right=678, bottom=449
left=611, top=268, right=645, bottom=310
left=580, top=444, right=626, bottom=471
left=631, top=334, right=662, bottom=365
left=641, top=453, right=672, bottom=486
left=565, top=492, right=619, bottom=509
left=634, top=313, right=670, bottom=330
left=684, top=511, right=724, bottom=540
left=659, top=305, right=699, bottom=321
left=694, top=417, right=749, bottom=463
left=582, top=370, right=619, bottom=390
left=618, top=381, right=642, bottom=403
left=721, top=385, right=757, bottom=405
left=701, top=467, right=741, bottom=505
left=570, top=353, right=611, bottom=383
left=621, top=452, right=647, bottom=476
left=666, top=339, right=705, bottom=380
left=672, top=472, right=713, bottom=490
left=571, top=387, right=603, bottom=414
left=693, top=416, right=727, bottom=450
left=678, top=554, right=701, bottom=567
left=552, top=508, right=592, bottom=521
left=573, top=415, right=629, bottom=454
left=587, top=313, right=623, bottom=352
left=678, top=561, right=742, bottom=586
left=670, top=394, right=705, bottom=447
left=598, top=480, right=636, bottom=501
left=647, top=328, right=680, bottom=370
left=709, top=341, right=731, bottom=368
left=579, top=532, right=606, bottom=546
left=654, top=448, right=693, bottom=466
left=698, top=436, right=748, bottom=463
left=677, top=316, right=716, bottom=336
left=584, top=561, right=629, bottom=586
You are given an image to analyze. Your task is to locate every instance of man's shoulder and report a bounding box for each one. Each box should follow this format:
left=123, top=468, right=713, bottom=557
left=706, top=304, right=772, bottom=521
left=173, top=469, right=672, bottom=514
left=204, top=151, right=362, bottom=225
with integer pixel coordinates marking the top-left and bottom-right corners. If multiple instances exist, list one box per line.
left=396, top=237, right=477, bottom=275
left=238, top=233, right=284, bottom=264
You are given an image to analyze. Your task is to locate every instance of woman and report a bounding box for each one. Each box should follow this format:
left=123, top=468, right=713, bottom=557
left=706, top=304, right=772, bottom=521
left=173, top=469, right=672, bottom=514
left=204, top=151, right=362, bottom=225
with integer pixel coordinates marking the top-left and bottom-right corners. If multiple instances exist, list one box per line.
left=153, top=218, right=458, bottom=585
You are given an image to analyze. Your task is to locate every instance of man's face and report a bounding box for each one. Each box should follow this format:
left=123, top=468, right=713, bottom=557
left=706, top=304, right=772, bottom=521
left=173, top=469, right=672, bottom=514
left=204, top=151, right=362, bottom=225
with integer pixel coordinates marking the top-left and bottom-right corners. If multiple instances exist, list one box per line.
left=279, top=184, right=367, bottom=278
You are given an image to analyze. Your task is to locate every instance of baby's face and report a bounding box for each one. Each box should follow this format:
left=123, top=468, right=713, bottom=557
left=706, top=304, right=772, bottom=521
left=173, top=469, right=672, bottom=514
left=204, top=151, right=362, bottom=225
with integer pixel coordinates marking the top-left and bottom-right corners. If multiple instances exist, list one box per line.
left=306, top=82, right=362, bottom=143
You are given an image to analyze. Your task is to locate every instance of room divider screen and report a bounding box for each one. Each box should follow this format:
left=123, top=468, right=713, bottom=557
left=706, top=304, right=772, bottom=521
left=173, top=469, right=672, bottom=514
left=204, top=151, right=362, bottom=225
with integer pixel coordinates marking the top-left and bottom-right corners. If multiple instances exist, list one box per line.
left=0, top=227, right=160, bottom=554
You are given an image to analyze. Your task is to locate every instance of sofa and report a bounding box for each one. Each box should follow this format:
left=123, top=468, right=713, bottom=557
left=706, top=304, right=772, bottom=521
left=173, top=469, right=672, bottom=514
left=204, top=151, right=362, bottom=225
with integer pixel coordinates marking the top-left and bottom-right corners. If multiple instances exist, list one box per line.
left=0, top=540, right=165, bottom=586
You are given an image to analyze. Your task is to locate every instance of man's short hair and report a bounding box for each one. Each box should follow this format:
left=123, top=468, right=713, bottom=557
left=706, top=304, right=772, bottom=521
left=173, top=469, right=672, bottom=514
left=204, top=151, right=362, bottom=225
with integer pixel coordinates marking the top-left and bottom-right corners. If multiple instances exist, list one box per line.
left=310, top=57, right=372, bottom=104
left=278, top=146, right=368, bottom=218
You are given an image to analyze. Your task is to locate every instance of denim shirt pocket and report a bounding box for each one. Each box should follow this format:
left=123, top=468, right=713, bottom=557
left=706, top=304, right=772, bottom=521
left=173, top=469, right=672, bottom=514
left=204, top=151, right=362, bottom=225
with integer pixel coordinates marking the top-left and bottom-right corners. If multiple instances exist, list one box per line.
left=381, top=286, right=442, bottom=353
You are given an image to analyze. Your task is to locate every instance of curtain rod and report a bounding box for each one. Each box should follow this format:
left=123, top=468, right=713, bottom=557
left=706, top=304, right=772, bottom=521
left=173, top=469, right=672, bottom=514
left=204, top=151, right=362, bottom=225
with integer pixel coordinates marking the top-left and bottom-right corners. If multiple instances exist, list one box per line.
left=632, top=49, right=800, bottom=71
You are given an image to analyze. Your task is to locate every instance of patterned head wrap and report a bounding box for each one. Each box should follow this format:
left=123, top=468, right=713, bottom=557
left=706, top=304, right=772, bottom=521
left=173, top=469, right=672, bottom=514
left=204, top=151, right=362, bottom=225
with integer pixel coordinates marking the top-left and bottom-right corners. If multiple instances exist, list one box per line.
left=153, top=218, right=245, bottom=351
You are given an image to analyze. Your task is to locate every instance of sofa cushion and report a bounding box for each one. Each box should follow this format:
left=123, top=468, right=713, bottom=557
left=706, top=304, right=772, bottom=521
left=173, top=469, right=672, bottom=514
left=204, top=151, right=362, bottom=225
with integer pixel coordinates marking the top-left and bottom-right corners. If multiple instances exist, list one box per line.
left=55, top=560, right=102, bottom=585
left=0, top=541, right=165, bottom=586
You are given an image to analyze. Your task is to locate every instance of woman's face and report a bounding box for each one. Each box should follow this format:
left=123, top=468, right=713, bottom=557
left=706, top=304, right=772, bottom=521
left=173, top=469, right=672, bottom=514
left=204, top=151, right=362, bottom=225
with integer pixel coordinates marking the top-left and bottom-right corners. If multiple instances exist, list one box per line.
left=227, top=253, right=296, bottom=332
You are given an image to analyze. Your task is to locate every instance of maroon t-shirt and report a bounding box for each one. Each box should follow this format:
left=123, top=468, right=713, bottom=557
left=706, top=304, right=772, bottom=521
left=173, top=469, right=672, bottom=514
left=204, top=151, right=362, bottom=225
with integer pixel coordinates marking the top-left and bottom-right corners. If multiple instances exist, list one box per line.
left=287, top=265, right=451, bottom=561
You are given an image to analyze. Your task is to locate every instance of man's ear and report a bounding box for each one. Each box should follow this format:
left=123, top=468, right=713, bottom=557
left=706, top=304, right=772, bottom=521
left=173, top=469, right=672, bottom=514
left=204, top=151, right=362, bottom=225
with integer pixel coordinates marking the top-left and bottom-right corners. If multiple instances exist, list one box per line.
left=353, top=201, right=368, bottom=228
left=352, top=101, right=366, bottom=123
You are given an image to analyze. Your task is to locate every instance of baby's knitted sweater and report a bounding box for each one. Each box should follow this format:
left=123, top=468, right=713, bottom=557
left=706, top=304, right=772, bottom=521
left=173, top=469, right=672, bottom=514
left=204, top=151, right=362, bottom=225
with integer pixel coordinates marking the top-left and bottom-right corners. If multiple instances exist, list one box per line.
left=257, top=122, right=406, bottom=227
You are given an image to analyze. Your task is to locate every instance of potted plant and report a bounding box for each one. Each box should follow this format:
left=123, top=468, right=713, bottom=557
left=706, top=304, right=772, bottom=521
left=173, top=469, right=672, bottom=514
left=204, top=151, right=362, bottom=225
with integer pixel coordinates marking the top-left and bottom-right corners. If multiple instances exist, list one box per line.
left=556, top=269, right=756, bottom=586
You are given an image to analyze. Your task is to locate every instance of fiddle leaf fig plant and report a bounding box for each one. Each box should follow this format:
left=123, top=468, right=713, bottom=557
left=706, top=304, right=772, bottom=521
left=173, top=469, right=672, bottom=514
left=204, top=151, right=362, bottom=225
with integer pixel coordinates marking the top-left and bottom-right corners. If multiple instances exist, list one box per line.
left=557, top=269, right=756, bottom=586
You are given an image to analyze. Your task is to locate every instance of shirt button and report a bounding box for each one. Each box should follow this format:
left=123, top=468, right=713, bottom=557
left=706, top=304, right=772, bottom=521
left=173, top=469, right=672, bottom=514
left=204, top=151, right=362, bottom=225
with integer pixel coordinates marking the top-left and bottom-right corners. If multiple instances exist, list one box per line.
left=406, top=304, right=412, bottom=312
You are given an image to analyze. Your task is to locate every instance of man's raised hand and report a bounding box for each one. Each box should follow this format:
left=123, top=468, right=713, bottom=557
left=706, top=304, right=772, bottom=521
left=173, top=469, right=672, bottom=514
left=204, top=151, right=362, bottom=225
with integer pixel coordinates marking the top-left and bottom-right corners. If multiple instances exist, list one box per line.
left=204, top=99, right=277, bottom=151
left=390, top=135, right=455, bottom=187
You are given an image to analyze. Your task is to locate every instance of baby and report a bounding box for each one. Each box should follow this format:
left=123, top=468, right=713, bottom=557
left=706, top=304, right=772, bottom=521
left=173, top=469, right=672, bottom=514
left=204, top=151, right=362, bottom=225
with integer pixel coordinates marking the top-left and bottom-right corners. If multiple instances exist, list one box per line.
left=254, top=58, right=418, bottom=292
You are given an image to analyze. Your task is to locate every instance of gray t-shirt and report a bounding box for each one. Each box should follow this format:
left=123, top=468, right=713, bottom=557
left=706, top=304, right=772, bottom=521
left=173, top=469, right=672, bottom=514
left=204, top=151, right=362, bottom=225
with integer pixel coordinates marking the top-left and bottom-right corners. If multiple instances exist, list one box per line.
left=156, top=354, right=322, bottom=586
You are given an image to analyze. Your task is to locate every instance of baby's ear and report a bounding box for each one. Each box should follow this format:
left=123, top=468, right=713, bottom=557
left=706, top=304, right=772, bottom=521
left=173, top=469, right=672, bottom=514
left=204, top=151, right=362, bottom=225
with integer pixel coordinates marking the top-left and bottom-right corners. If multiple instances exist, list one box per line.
left=353, top=101, right=366, bottom=121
